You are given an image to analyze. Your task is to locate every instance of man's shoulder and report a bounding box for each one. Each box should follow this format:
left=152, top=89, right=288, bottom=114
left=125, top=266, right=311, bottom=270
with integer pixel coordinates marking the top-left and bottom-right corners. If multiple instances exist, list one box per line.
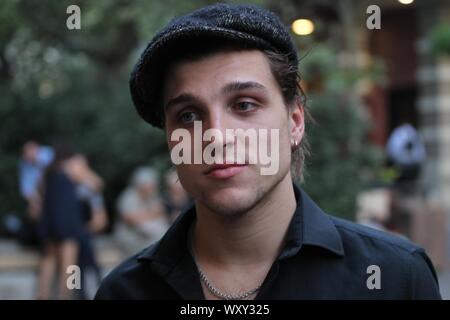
left=95, top=243, right=174, bottom=299
left=328, top=215, right=441, bottom=298
left=330, top=215, right=422, bottom=255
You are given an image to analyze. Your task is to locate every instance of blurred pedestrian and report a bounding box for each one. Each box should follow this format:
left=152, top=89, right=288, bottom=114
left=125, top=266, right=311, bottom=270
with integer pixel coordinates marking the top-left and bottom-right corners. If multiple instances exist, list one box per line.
left=386, top=122, right=426, bottom=188
left=36, top=143, right=85, bottom=299
left=19, top=141, right=54, bottom=221
left=67, top=154, right=108, bottom=233
left=117, top=167, right=169, bottom=244
left=66, top=154, right=108, bottom=299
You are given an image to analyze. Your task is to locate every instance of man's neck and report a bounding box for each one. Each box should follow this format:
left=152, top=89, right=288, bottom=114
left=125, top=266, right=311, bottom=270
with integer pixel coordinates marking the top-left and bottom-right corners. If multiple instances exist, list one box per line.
left=193, top=174, right=297, bottom=268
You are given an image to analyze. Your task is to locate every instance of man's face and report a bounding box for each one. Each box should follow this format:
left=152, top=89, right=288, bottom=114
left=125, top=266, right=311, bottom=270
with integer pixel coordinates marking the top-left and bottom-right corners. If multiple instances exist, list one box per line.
left=137, top=181, right=156, bottom=198
left=163, top=50, right=303, bottom=216
left=23, top=141, right=39, bottom=163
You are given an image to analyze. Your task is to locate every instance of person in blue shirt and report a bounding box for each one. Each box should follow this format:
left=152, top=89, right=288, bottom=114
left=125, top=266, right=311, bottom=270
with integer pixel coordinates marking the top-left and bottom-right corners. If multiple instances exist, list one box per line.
left=386, top=122, right=426, bottom=193
left=19, top=141, right=54, bottom=219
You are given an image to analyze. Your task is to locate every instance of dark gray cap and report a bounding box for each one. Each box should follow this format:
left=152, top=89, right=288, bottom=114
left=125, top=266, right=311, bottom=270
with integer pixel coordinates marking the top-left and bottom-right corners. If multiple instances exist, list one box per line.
left=130, top=3, right=298, bottom=128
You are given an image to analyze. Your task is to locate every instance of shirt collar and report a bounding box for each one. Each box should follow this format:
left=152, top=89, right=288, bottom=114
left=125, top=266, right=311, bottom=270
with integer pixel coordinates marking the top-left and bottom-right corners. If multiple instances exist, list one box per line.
left=279, top=185, right=345, bottom=259
left=137, top=183, right=345, bottom=267
left=136, top=204, right=203, bottom=299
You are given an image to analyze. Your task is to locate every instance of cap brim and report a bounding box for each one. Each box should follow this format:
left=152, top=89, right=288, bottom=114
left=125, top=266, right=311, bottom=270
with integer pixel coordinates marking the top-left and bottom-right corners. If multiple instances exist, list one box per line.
left=130, top=27, right=275, bottom=128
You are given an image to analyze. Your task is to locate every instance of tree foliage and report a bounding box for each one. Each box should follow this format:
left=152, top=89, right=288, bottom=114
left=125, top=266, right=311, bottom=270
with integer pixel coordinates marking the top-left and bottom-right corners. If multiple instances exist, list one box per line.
left=300, top=47, right=383, bottom=219
left=0, top=0, right=209, bottom=219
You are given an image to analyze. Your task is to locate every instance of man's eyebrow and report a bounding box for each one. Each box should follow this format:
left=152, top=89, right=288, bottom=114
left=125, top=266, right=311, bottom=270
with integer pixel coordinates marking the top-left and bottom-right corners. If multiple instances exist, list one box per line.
left=221, top=81, right=268, bottom=95
left=164, top=93, right=199, bottom=111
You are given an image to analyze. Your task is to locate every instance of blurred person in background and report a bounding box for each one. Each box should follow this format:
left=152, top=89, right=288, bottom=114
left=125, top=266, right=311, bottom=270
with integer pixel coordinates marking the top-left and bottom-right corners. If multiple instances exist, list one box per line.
left=36, top=143, right=85, bottom=299
left=117, top=167, right=169, bottom=245
left=19, top=140, right=54, bottom=219
left=17, top=143, right=106, bottom=243
left=67, top=154, right=108, bottom=234
left=386, top=121, right=426, bottom=193
left=66, top=153, right=108, bottom=299
left=163, top=168, right=191, bottom=222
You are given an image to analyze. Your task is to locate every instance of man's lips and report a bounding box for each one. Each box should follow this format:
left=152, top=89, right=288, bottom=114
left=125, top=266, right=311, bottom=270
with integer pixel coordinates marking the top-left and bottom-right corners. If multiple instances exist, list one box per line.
left=204, top=164, right=248, bottom=179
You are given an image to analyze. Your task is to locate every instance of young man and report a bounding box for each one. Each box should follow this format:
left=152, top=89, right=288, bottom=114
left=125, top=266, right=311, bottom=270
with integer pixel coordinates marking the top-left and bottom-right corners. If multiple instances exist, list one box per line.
left=96, top=3, right=441, bottom=299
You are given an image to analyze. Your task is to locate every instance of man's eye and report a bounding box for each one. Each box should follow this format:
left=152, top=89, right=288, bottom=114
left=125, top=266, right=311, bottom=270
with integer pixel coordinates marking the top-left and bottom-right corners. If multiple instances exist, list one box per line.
left=178, top=111, right=199, bottom=124
left=234, top=101, right=257, bottom=112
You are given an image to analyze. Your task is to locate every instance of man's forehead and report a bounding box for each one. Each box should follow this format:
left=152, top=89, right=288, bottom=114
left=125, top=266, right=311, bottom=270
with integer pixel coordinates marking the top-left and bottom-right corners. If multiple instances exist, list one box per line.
left=163, top=50, right=274, bottom=99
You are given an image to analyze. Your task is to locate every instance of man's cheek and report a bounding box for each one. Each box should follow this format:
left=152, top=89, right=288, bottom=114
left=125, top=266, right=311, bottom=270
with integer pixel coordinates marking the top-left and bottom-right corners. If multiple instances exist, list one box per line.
left=176, top=166, right=201, bottom=197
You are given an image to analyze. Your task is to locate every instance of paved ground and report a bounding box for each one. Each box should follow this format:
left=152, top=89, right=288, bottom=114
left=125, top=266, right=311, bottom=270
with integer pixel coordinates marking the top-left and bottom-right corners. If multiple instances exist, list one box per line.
left=438, top=271, right=450, bottom=299
left=0, top=237, right=124, bottom=300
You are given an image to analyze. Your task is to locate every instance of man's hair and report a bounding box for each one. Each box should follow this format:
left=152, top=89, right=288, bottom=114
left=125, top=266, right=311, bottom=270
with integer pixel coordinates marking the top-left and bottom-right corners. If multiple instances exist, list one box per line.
left=262, top=49, right=310, bottom=183
left=161, top=37, right=310, bottom=182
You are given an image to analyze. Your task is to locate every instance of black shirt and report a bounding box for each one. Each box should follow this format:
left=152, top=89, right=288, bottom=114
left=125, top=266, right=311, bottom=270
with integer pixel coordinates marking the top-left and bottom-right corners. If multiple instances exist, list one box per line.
left=95, top=184, right=441, bottom=299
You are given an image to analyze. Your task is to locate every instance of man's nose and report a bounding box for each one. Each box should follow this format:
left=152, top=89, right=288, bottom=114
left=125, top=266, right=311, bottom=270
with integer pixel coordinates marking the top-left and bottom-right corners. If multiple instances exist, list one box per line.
left=202, top=110, right=234, bottom=149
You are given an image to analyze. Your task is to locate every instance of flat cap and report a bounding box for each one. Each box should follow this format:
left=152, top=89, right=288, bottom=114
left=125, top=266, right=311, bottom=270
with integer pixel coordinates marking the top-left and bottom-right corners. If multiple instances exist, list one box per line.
left=130, top=3, right=298, bottom=128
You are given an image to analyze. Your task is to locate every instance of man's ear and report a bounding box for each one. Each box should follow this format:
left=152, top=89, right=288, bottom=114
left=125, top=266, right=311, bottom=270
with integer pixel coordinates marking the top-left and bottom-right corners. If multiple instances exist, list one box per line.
left=289, top=99, right=305, bottom=146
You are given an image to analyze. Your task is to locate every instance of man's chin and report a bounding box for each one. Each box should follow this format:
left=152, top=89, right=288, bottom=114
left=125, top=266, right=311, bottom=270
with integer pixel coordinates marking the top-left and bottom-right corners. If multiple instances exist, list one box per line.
left=199, top=186, right=263, bottom=216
